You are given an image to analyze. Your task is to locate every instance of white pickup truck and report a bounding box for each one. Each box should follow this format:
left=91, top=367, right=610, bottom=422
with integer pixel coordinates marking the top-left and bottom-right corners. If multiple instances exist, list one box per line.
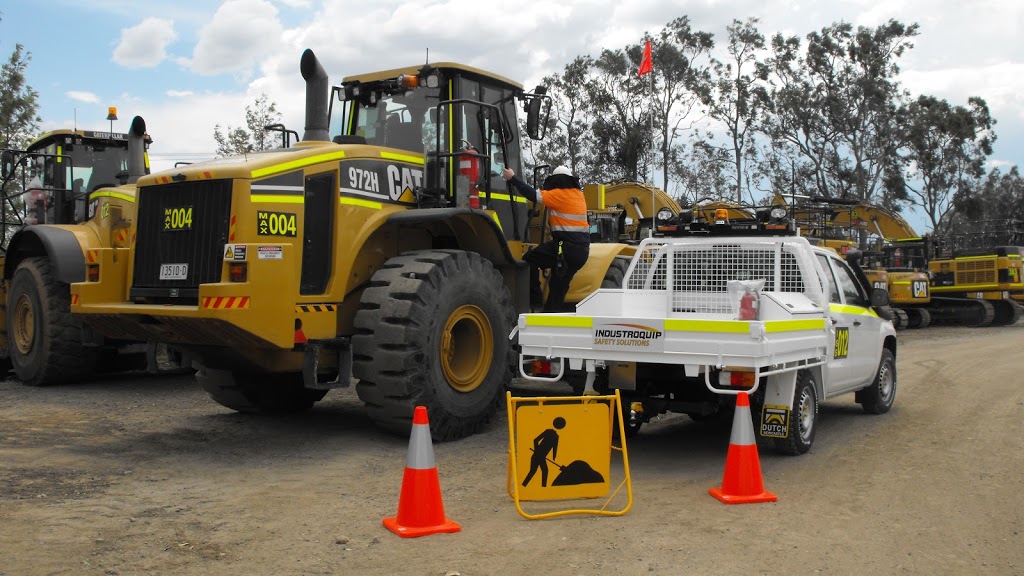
left=514, top=219, right=898, bottom=455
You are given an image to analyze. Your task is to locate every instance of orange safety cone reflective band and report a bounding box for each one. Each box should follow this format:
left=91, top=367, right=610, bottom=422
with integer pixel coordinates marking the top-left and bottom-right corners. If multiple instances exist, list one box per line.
left=708, top=392, right=778, bottom=504
left=383, top=406, right=461, bottom=537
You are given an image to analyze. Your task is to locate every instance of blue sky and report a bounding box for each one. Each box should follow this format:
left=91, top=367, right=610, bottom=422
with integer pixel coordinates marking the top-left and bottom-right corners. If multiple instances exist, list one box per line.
left=2, top=0, right=1022, bottom=234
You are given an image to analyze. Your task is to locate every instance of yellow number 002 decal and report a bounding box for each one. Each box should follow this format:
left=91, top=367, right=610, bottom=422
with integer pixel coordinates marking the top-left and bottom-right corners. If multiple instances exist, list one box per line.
left=834, top=326, right=850, bottom=359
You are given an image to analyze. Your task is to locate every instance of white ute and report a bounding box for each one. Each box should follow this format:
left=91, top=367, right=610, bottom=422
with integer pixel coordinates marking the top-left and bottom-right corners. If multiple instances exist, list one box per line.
left=514, top=214, right=898, bottom=455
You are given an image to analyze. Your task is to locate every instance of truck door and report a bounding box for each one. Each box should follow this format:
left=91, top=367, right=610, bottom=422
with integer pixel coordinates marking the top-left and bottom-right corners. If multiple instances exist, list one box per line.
left=300, top=172, right=335, bottom=294
left=828, top=255, right=885, bottom=392
left=816, top=254, right=859, bottom=391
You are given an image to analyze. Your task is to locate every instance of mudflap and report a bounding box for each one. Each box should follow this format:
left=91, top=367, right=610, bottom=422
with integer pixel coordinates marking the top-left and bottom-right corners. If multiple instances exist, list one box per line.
left=756, top=370, right=799, bottom=444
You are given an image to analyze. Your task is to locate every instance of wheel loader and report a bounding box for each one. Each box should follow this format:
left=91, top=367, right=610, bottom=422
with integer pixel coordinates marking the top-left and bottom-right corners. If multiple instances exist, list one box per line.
left=70, top=50, right=634, bottom=441
left=0, top=116, right=169, bottom=385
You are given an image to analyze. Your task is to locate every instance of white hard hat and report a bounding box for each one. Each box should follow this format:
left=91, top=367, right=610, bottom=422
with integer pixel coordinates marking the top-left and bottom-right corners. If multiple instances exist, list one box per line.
left=552, top=165, right=572, bottom=176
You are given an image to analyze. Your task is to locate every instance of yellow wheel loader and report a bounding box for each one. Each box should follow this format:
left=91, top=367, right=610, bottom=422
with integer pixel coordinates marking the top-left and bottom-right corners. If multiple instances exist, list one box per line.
left=0, top=116, right=163, bottom=385
left=70, top=50, right=633, bottom=441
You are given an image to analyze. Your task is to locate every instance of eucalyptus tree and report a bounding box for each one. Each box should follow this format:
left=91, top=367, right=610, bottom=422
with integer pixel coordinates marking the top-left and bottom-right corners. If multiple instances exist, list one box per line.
left=213, top=93, right=281, bottom=156
left=898, top=95, right=995, bottom=235
left=763, top=19, right=918, bottom=203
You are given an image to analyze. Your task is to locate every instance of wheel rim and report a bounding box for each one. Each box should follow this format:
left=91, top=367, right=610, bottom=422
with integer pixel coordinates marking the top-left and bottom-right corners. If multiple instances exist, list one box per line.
left=877, top=361, right=894, bottom=402
left=440, top=304, right=493, bottom=392
left=797, top=386, right=816, bottom=443
left=12, top=293, right=35, bottom=355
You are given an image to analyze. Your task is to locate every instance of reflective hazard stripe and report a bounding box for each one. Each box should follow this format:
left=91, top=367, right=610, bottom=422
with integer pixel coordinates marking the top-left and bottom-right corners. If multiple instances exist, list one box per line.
left=340, top=197, right=382, bottom=209
left=295, top=304, right=337, bottom=313
left=829, top=304, right=879, bottom=317
left=202, top=296, right=251, bottom=309
left=525, top=315, right=593, bottom=328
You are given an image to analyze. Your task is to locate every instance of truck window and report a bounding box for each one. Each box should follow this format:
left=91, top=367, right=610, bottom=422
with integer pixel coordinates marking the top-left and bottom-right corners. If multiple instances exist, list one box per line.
left=815, top=254, right=842, bottom=303
left=833, top=259, right=867, bottom=306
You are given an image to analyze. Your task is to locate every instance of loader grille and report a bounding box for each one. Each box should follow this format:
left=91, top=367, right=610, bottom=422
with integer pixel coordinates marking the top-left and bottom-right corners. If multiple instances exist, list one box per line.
left=130, top=179, right=232, bottom=304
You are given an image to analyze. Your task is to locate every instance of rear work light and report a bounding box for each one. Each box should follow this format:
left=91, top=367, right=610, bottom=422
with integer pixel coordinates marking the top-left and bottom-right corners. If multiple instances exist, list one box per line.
left=228, top=263, right=247, bottom=282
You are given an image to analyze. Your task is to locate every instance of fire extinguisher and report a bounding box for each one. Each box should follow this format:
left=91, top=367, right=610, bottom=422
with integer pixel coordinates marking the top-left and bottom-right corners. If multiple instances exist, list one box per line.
left=738, top=290, right=758, bottom=320
left=893, top=248, right=902, bottom=268
left=459, top=143, right=481, bottom=209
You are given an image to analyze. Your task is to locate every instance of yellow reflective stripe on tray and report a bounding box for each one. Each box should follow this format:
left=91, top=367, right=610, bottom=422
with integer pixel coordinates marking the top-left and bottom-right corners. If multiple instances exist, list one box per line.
left=664, top=319, right=749, bottom=333
left=764, top=318, right=826, bottom=333
left=524, top=315, right=593, bottom=328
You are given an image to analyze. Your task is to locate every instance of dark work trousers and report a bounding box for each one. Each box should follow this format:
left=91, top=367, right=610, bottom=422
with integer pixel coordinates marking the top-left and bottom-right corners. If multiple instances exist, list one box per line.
left=523, top=240, right=590, bottom=312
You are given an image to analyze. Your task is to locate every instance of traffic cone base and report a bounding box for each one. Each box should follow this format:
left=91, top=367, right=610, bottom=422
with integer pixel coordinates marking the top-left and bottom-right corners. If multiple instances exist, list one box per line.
left=709, top=392, right=777, bottom=505
left=383, top=406, right=461, bottom=537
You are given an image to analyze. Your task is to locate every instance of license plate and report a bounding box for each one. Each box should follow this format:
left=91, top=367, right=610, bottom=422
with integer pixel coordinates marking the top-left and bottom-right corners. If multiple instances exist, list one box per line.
left=159, top=263, right=188, bottom=280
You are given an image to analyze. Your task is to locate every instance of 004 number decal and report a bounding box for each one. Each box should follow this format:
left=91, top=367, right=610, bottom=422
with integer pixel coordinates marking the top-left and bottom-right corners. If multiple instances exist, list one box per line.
left=257, top=210, right=297, bottom=237
left=164, top=207, right=193, bottom=231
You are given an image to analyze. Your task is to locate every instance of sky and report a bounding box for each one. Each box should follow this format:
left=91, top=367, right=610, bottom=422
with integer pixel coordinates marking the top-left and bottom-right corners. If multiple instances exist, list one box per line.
left=2, top=0, right=1022, bottom=233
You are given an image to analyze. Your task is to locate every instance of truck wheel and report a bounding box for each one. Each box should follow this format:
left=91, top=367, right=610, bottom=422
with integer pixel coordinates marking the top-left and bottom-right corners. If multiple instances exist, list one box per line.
left=857, top=348, right=897, bottom=414
left=196, top=365, right=327, bottom=413
left=6, top=256, right=97, bottom=386
left=775, top=370, right=817, bottom=455
left=352, top=250, right=514, bottom=442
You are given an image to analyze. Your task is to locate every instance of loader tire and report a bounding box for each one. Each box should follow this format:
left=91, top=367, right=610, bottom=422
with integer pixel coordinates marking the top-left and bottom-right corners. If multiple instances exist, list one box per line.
left=196, top=365, right=327, bottom=413
left=352, top=250, right=515, bottom=442
left=857, top=348, right=897, bottom=414
left=7, top=256, right=97, bottom=386
left=775, top=370, right=817, bottom=456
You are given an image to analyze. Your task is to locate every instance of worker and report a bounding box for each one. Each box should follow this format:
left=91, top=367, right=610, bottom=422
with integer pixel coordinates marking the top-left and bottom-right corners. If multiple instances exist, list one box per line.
left=502, top=165, right=590, bottom=312
left=522, top=416, right=566, bottom=488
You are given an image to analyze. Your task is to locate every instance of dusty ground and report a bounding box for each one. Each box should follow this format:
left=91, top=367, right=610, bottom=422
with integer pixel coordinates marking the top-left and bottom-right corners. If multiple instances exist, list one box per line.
left=1, top=324, right=1022, bottom=576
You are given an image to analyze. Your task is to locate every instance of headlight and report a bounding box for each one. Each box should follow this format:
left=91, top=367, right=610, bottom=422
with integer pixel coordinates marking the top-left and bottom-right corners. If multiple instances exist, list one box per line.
left=770, top=207, right=787, bottom=219
left=656, top=207, right=674, bottom=221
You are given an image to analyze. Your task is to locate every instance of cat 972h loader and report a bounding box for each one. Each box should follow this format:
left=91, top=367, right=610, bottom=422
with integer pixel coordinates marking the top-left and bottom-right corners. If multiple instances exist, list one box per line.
left=70, top=50, right=633, bottom=441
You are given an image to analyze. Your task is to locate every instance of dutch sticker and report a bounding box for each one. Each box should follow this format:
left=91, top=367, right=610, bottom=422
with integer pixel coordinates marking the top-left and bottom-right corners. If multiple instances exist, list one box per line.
left=760, top=404, right=789, bottom=438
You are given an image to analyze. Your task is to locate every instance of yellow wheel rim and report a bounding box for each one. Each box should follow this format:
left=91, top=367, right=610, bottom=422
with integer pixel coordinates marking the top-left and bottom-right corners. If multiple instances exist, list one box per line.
left=12, top=293, right=35, bottom=355
left=440, top=304, right=493, bottom=392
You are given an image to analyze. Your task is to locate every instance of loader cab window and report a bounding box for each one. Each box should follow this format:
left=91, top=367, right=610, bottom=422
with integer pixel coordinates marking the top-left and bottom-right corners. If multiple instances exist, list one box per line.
left=343, top=87, right=441, bottom=154
left=455, top=78, right=522, bottom=191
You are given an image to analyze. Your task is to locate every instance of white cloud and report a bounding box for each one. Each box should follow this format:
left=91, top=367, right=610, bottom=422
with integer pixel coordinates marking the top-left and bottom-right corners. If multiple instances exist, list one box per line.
left=113, top=17, right=177, bottom=68
left=189, top=0, right=286, bottom=76
left=66, top=91, right=101, bottom=104
left=166, top=89, right=195, bottom=98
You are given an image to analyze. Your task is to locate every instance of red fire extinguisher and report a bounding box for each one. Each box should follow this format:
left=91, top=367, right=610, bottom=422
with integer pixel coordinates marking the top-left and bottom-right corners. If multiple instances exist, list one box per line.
left=738, top=290, right=758, bottom=320
left=459, top=145, right=481, bottom=209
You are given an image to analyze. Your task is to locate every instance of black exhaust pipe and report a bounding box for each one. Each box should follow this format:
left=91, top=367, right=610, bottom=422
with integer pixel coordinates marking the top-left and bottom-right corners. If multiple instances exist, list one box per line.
left=127, top=116, right=149, bottom=183
left=300, top=49, right=330, bottom=142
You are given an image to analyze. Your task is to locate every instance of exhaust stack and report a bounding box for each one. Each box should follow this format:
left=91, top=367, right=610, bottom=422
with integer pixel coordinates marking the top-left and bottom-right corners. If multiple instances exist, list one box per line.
left=300, top=49, right=330, bottom=142
left=127, top=116, right=149, bottom=184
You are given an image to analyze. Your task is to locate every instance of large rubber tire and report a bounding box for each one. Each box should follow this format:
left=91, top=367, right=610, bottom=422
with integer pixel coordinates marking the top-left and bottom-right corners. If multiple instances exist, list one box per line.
left=6, top=257, right=97, bottom=386
left=775, top=371, right=818, bottom=456
left=858, top=348, right=897, bottom=414
left=196, top=365, right=328, bottom=414
left=352, top=250, right=515, bottom=442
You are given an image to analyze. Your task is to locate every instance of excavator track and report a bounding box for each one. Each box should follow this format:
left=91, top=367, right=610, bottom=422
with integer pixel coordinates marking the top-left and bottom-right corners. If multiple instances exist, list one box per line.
left=927, top=297, right=996, bottom=328
left=991, top=300, right=1023, bottom=326
left=902, top=307, right=931, bottom=329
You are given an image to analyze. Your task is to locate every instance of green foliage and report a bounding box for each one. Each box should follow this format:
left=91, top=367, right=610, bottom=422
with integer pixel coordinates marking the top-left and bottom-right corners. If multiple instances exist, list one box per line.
left=0, top=44, right=40, bottom=150
left=212, top=93, right=281, bottom=156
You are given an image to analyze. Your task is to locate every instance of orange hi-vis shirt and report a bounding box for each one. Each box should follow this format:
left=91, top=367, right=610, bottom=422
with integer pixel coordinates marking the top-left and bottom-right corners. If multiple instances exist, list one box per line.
left=538, top=187, right=589, bottom=235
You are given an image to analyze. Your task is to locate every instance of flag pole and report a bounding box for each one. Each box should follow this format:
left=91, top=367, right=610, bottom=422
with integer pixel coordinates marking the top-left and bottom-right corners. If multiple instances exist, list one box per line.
left=649, top=54, right=655, bottom=238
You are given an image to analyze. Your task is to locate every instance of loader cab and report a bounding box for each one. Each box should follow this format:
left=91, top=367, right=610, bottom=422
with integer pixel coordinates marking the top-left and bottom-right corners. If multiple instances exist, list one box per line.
left=328, top=62, right=550, bottom=240
left=3, top=129, right=151, bottom=226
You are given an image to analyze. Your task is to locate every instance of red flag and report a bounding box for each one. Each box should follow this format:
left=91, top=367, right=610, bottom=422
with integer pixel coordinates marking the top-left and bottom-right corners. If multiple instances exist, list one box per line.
left=638, top=41, right=653, bottom=77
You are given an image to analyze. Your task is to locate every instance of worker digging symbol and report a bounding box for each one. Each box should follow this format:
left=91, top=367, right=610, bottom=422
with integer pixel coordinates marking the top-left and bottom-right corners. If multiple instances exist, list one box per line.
left=522, top=416, right=604, bottom=488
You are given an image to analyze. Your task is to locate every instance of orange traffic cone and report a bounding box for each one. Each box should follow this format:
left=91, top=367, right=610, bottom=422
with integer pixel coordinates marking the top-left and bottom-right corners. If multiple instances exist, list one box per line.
left=708, top=392, right=778, bottom=504
left=383, top=406, right=461, bottom=538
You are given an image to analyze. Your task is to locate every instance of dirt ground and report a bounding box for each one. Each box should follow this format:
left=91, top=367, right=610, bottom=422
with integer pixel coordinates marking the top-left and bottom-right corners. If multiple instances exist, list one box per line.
left=1, top=323, right=1022, bottom=576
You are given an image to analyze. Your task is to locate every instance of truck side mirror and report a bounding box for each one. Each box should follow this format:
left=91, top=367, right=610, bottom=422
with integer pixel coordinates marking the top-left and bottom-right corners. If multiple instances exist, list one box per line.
left=526, top=98, right=542, bottom=140
left=870, top=287, right=890, bottom=308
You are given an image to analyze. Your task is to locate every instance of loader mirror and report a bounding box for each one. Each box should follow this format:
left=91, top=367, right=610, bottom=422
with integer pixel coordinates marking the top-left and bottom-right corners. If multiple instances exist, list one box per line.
left=870, top=287, right=890, bottom=307
left=1, top=150, right=14, bottom=180
left=526, top=98, right=543, bottom=140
